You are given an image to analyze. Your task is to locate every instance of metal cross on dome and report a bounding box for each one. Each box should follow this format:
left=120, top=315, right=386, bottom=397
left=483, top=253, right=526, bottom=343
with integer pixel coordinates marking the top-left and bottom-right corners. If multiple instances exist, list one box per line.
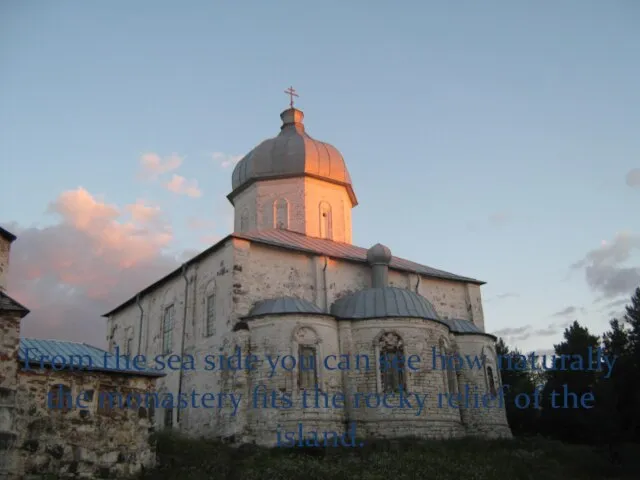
left=284, top=86, right=299, bottom=108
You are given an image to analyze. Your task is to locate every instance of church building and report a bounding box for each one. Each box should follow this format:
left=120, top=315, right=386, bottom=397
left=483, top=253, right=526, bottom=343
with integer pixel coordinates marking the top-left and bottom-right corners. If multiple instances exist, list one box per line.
left=104, top=95, right=512, bottom=445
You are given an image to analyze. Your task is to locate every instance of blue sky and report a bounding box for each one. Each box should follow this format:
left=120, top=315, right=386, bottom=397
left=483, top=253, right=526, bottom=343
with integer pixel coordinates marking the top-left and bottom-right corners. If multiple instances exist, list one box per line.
left=1, top=0, right=638, bottom=350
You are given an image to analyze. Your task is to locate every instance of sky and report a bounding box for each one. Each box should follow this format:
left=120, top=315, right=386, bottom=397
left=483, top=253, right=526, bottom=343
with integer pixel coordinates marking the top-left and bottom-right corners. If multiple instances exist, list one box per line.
left=1, top=1, right=638, bottom=352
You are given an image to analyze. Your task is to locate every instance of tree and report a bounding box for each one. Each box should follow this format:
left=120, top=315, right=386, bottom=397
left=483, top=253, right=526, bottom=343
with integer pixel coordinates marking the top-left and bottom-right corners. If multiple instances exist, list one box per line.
left=539, top=321, right=600, bottom=443
left=496, top=337, right=539, bottom=436
left=621, top=287, right=640, bottom=442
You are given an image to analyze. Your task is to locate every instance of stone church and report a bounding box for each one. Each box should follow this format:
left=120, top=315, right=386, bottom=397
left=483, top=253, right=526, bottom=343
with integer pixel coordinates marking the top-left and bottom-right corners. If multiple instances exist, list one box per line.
left=104, top=100, right=512, bottom=445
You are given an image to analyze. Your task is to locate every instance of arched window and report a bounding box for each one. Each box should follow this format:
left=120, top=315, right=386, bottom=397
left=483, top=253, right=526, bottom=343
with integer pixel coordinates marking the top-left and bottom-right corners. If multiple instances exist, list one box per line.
left=378, top=333, right=405, bottom=393
left=239, top=209, right=249, bottom=232
left=274, top=198, right=289, bottom=229
left=294, top=327, right=319, bottom=390
left=487, top=366, right=497, bottom=397
left=319, top=202, right=332, bottom=239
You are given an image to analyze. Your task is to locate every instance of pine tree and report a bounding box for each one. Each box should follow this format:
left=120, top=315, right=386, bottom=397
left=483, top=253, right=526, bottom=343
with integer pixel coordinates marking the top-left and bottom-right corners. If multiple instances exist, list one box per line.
left=540, top=321, right=600, bottom=442
left=496, top=338, right=538, bottom=435
left=621, top=287, right=640, bottom=441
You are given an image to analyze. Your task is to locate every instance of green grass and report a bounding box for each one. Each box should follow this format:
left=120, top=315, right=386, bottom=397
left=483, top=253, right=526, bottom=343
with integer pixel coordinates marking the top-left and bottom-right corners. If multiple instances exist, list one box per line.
left=137, top=432, right=640, bottom=480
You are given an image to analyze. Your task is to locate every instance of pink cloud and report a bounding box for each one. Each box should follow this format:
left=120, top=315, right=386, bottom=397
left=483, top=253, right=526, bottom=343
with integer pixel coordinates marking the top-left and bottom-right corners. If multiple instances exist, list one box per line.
left=165, top=174, right=202, bottom=198
left=5, top=187, right=180, bottom=348
left=125, top=199, right=162, bottom=224
left=138, top=153, right=183, bottom=179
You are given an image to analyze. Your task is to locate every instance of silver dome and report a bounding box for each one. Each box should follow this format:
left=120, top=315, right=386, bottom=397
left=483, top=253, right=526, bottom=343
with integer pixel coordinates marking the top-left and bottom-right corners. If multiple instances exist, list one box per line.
left=330, top=287, right=440, bottom=320
left=230, top=108, right=357, bottom=205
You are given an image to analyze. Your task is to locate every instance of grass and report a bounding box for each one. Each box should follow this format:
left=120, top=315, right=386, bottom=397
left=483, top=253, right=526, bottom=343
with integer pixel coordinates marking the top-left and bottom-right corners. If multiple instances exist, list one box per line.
left=137, top=432, right=640, bottom=480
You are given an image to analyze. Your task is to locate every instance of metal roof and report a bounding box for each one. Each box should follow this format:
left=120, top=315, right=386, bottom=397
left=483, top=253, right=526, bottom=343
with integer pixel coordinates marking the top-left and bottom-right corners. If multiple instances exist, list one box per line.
left=331, top=287, right=440, bottom=320
left=0, top=291, right=29, bottom=316
left=18, top=338, right=164, bottom=377
left=444, top=318, right=492, bottom=337
left=235, top=229, right=484, bottom=285
left=246, top=296, right=326, bottom=317
left=103, top=229, right=484, bottom=318
left=0, top=225, right=17, bottom=242
left=230, top=108, right=357, bottom=205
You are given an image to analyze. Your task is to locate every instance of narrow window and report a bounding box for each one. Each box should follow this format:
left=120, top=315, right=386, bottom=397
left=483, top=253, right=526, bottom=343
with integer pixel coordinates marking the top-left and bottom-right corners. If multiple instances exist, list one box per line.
left=487, top=366, right=497, bottom=397
left=164, top=408, right=173, bottom=428
left=125, top=338, right=132, bottom=356
left=378, top=333, right=405, bottom=393
left=274, top=198, right=289, bottom=229
left=298, top=345, right=317, bottom=390
left=48, top=384, right=72, bottom=413
left=148, top=402, right=156, bottom=424
left=239, top=209, right=249, bottom=232
left=319, top=202, right=332, bottom=239
left=446, top=353, right=458, bottom=394
left=162, top=305, right=174, bottom=354
left=205, top=294, right=215, bottom=337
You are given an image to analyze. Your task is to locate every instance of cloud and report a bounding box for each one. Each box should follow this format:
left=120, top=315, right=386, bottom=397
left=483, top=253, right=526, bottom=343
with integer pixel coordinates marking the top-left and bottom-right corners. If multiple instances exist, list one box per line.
left=603, top=298, right=630, bottom=309
left=626, top=168, right=640, bottom=188
left=493, top=319, right=571, bottom=343
left=570, top=232, right=640, bottom=299
left=213, top=152, right=242, bottom=169
left=485, top=292, right=519, bottom=303
left=551, top=305, right=587, bottom=317
left=165, top=175, right=202, bottom=198
left=125, top=200, right=162, bottom=225
left=5, top=188, right=180, bottom=348
left=138, top=153, right=182, bottom=180
left=493, top=326, right=530, bottom=337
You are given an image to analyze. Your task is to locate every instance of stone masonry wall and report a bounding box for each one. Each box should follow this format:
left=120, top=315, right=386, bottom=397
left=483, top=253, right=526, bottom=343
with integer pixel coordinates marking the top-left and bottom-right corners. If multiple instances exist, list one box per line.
left=346, top=318, right=466, bottom=439
left=107, top=242, right=235, bottom=430
left=0, top=236, right=11, bottom=292
left=233, top=242, right=484, bottom=329
left=453, top=335, right=511, bottom=438
left=0, top=312, right=21, bottom=477
left=232, top=177, right=354, bottom=243
left=239, top=314, right=344, bottom=446
left=13, top=368, right=156, bottom=478
left=105, top=236, right=497, bottom=443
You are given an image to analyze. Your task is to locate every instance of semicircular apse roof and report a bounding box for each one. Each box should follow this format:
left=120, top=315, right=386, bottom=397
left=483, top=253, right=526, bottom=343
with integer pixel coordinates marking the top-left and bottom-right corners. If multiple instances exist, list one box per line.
left=330, top=287, right=440, bottom=320
left=443, top=318, right=491, bottom=336
left=246, top=296, right=325, bottom=317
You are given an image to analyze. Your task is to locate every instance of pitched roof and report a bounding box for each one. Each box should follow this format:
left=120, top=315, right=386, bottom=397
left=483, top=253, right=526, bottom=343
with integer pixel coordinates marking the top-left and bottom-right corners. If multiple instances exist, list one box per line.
left=246, top=296, right=326, bottom=318
left=19, top=338, right=164, bottom=377
left=0, top=225, right=16, bottom=242
left=234, top=229, right=484, bottom=285
left=103, top=229, right=484, bottom=317
left=0, top=291, right=29, bottom=317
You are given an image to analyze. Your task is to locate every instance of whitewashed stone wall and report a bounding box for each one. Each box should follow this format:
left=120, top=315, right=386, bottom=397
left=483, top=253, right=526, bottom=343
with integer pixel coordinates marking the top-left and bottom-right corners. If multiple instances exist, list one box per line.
left=232, top=242, right=484, bottom=328
left=453, top=335, right=511, bottom=438
left=106, top=242, right=236, bottom=429
left=225, top=314, right=344, bottom=446
left=231, top=177, right=353, bottom=243
left=345, top=318, right=466, bottom=439
left=0, top=235, right=11, bottom=292
left=104, top=236, right=506, bottom=443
